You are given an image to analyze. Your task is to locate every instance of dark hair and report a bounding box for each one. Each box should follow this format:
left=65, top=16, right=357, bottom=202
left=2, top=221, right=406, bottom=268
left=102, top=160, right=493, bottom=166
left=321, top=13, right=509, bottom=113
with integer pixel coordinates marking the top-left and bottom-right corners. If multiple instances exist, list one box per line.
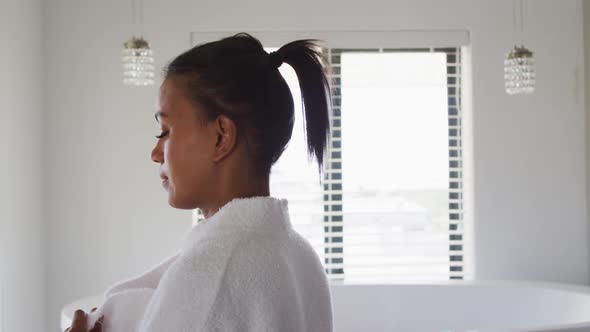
left=164, top=32, right=331, bottom=176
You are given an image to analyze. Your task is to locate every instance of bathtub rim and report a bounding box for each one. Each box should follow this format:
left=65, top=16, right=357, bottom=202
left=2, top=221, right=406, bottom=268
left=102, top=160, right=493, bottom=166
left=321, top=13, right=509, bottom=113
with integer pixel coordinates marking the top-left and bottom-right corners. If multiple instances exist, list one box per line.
left=328, top=279, right=590, bottom=295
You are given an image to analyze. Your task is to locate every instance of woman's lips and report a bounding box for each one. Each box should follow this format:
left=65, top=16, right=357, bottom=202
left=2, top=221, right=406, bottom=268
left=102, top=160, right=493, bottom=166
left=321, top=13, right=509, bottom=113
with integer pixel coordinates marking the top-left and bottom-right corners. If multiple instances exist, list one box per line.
left=160, top=173, right=169, bottom=188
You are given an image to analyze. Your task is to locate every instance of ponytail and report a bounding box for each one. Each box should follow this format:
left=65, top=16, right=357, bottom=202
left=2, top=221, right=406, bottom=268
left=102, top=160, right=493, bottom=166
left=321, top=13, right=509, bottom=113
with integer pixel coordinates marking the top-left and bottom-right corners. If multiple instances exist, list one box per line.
left=273, top=41, right=332, bottom=173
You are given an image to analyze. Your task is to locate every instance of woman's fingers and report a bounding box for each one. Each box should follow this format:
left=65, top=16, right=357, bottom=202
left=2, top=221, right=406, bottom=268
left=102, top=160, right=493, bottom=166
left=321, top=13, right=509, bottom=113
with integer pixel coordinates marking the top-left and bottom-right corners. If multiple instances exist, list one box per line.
left=89, top=316, right=104, bottom=332
left=70, top=309, right=88, bottom=331
left=65, top=307, right=101, bottom=332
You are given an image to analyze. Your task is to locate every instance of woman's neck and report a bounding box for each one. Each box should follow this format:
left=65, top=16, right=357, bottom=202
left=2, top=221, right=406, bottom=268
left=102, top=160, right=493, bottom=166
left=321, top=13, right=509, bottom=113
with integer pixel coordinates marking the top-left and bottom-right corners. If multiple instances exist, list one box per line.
left=201, top=175, right=270, bottom=219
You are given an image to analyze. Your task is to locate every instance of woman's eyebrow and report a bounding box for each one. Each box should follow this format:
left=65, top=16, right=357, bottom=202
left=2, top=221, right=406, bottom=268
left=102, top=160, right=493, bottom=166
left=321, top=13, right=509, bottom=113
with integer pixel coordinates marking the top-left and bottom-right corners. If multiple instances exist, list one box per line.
left=154, top=111, right=168, bottom=123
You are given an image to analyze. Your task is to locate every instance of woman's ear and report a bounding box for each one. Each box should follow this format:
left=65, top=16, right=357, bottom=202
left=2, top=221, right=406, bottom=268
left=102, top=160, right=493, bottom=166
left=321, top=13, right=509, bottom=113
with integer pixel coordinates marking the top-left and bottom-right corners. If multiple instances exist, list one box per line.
left=212, top=115, right=237, bottom=162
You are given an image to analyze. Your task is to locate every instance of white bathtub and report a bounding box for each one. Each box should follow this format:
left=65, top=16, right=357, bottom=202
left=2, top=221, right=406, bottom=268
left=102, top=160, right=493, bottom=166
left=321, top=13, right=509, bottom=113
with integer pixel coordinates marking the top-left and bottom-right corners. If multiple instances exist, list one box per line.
left=61, top=280, right=590, bottom=331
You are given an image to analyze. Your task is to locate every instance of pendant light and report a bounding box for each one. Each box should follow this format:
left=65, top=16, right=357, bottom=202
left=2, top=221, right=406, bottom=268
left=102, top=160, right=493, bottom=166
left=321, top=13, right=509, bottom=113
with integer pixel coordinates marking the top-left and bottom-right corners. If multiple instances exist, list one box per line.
left=122, top=0, right=155, bottom=86
left=504, top=0, right=535, bottom=95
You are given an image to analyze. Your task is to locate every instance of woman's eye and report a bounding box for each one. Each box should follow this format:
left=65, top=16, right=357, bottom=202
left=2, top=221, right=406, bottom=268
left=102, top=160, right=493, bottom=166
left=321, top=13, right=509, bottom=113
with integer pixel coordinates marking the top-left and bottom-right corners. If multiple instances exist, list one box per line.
left=155, top=130, right=169, bottom=139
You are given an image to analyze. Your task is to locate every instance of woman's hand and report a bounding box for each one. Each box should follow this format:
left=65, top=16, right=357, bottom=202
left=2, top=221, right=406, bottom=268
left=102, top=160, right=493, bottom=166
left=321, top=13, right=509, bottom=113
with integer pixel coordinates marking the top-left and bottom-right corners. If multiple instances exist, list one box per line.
left=64, top=307, right=104, bottom=332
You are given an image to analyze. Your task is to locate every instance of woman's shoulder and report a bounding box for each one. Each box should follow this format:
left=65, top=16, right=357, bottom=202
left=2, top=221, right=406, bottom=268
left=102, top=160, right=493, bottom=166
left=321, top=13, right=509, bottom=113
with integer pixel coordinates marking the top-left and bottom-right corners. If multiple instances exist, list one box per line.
left=169, top=228, right=286, bottom=281
left=166, top=223, right=325, bottom=293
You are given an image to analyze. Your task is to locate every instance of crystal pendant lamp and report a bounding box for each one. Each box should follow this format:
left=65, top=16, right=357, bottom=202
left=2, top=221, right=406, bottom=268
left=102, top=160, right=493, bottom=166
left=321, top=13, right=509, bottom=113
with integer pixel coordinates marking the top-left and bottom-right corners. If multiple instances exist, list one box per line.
left=122, top=0, right=154, bottom=86
left=122, top=36, right=155, bottom=86
left=504, top=45, right=535, bottom=95
left=504, top=0, right=535, bottom=95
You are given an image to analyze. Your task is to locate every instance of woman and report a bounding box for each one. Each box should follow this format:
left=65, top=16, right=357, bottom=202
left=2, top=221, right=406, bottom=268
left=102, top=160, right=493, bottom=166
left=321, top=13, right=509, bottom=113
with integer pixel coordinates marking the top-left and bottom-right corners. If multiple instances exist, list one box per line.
left=66, top=33, right=333, bottom=331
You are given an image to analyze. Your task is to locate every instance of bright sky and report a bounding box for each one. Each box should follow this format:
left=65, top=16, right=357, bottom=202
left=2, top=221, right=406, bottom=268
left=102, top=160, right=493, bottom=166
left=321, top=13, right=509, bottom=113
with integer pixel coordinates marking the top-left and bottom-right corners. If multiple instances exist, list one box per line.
left=341, top=52, right=449, bottom=192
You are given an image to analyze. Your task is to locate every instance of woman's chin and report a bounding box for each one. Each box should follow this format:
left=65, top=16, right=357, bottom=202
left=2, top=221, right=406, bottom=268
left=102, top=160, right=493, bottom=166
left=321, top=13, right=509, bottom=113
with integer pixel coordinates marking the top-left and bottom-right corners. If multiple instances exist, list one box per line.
left=168, top=194, right=198, bottom=210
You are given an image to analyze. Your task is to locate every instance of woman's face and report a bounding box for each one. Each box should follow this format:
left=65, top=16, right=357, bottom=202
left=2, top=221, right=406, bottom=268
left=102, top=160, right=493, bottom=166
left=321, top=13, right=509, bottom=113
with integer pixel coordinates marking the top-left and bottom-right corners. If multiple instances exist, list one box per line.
left=151, top=77, right=217, bottom=209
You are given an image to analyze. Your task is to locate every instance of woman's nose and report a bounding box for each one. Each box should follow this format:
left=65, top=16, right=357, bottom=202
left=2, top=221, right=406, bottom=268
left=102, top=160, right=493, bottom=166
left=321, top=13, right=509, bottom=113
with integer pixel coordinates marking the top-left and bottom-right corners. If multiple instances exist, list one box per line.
left=151, top=143, right=163, bottom=164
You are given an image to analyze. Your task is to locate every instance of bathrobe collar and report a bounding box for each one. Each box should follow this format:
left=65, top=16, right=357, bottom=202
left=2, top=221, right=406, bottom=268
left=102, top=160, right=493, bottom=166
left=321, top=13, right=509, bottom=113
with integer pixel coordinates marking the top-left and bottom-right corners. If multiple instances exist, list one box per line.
left=180, top=196, right=292, bottom=251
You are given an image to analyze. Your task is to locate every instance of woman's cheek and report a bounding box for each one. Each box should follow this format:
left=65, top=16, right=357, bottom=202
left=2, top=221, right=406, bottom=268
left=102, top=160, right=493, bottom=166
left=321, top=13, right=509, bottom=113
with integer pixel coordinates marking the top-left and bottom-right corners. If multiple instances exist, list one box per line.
left=163, top=141, right=173, bottom=168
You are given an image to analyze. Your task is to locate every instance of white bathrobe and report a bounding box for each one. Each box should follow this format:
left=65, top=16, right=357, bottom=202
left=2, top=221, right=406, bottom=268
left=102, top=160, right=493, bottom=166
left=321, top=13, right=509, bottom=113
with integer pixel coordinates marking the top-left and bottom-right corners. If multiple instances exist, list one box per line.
left=86, top=196, right=333, bottom=332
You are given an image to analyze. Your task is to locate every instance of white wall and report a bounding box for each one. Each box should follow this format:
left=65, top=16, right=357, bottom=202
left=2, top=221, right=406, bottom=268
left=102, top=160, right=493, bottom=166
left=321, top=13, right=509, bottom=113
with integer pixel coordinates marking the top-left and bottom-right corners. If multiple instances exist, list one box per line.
left=0, top=0, right=45, bottom=331
left=44, top=0, right=589, bottom=329
left=584, top=0, right=590, bottom=285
